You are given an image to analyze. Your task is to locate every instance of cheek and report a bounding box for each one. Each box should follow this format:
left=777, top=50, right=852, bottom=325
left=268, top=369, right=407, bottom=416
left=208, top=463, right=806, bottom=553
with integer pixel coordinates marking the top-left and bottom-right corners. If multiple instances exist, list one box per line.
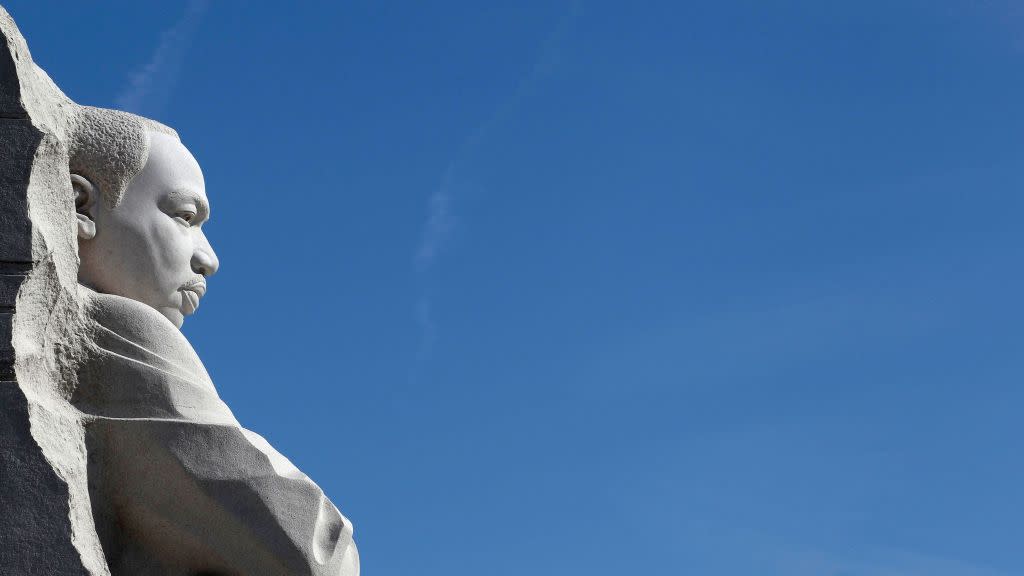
left=145, top=218, right=196, bottom=284
left=105, top=212, right=193, bottom=296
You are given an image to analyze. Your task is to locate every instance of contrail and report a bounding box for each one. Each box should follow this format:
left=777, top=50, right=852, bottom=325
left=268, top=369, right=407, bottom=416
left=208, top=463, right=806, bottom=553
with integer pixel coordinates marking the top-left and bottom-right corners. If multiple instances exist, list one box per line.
left=410, top=0, right=583, bottom=381
left=115, top=0, right=208, bottom=116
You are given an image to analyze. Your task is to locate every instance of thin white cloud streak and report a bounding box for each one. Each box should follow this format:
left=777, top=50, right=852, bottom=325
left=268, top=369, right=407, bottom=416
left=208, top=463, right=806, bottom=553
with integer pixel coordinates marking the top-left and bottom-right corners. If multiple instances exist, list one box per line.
left=414, top=0, right=580, bottom=274
left=413, top=169, right=455, bottom=372
left=115, top=0, right=208, bottom=116
left=415, top=167, right=456, bottom=274
left=410, top=1, right=582, bottom=379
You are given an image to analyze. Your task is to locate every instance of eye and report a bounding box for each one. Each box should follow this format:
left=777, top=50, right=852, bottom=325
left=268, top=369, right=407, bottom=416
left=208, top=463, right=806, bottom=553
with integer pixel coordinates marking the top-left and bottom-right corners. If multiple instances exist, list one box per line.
left=175, top=210, right=197, bottom=225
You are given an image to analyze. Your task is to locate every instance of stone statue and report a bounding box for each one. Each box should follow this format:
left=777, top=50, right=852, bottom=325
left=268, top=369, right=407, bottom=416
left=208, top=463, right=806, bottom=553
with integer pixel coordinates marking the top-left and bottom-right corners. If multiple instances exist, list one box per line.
left=0, top=8, right=358, bottom=575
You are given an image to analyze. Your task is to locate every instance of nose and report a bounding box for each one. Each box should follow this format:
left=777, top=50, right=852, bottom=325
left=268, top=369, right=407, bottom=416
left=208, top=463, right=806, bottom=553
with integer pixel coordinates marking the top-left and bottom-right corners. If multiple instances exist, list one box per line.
left=191, top=232, right=219, bottom=277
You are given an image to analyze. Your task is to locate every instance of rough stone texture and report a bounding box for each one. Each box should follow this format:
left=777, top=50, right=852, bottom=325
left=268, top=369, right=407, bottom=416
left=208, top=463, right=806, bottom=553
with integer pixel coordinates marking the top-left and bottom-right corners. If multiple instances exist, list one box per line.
left=0, top=310, right=12, bottom=375
left=0, top=120, right=36, bottom=261
left=0, top=384, right=85, bottom=574
left=76, top=292, right=357, bottom=575
left=70, top=106, right=177, bottom=209
left=0, top=7, right=27, bottom=118
left=1, top=7, right=358, bottom=574
left=0, top=5, right=106, bottom=575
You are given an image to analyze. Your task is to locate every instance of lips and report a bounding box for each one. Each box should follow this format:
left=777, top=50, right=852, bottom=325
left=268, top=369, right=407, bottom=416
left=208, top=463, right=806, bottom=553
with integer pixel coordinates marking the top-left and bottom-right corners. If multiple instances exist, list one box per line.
left=179, top=277, right=207, bottom=315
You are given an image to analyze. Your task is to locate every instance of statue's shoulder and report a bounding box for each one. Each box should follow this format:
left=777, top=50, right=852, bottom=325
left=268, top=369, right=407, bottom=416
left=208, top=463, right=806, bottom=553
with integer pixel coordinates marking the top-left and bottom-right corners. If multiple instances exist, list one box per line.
left=79, top=287, right=209, bottom=385
left=75, top=286, right=230, bottom=422
left=83, top=289, right=179, bottom=341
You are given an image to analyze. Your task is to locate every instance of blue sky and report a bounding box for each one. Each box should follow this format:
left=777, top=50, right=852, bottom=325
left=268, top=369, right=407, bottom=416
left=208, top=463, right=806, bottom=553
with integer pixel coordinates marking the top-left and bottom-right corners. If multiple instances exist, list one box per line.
left=9, top=1, right=1024, bottom=574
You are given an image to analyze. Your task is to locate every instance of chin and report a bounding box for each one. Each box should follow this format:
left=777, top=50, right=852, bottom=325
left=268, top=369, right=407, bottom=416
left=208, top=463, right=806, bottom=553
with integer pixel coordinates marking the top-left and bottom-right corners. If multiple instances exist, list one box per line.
left=160, top=307, right=185, bottom=329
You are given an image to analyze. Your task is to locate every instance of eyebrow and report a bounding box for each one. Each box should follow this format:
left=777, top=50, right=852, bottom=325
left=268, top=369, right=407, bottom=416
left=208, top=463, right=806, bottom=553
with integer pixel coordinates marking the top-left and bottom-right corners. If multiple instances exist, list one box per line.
left=165, top=187, right=210, bottom=219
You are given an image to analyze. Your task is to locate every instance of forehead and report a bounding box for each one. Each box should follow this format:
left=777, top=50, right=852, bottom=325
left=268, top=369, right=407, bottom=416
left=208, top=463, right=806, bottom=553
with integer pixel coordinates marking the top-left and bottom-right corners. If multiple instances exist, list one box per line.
left=130, top=132, right=208, bottom=204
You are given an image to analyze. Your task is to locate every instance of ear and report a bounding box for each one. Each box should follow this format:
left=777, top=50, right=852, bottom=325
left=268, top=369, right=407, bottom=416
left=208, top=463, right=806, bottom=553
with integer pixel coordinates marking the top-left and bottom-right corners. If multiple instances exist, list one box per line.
left=70, top=173, right=97, bottom=240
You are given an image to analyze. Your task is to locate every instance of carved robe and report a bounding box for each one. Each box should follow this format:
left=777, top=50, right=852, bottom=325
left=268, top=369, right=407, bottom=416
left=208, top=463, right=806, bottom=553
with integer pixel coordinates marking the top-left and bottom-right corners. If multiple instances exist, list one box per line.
left=73, top=290, right=359, bottom=576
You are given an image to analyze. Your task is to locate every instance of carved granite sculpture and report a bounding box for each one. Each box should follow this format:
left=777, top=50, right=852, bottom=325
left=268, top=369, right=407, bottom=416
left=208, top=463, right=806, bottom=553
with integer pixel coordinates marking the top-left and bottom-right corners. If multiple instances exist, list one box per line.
left=0, top=7, right=358, bottom=575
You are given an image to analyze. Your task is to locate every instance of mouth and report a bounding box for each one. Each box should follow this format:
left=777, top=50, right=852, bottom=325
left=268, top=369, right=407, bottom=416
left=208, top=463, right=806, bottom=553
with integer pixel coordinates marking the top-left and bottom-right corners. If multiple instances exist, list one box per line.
left=179, top=277, right=207, bottom=315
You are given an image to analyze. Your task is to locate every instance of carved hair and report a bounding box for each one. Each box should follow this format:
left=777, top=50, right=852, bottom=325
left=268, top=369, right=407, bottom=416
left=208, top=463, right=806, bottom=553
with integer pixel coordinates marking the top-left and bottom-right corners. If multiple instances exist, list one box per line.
left=68, top=106, right=179, bottom=208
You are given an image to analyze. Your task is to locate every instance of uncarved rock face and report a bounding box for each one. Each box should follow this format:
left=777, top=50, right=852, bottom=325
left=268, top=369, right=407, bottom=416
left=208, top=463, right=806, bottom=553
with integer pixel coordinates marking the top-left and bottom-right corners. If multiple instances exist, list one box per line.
left=77, top=132, right=218, bottom=328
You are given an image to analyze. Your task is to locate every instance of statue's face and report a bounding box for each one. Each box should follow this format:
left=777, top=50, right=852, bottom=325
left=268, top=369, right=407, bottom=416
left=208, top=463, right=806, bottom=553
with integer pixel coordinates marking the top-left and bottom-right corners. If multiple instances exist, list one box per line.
left=77, top=132, right=219, bottom=328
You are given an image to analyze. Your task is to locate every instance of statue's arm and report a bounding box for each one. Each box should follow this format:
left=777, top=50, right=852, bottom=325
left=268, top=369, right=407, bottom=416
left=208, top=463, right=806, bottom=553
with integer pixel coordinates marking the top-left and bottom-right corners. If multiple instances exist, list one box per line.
left=88, top=418, right=358, bottom=576
left=80, top=294, right=359, bottom=575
